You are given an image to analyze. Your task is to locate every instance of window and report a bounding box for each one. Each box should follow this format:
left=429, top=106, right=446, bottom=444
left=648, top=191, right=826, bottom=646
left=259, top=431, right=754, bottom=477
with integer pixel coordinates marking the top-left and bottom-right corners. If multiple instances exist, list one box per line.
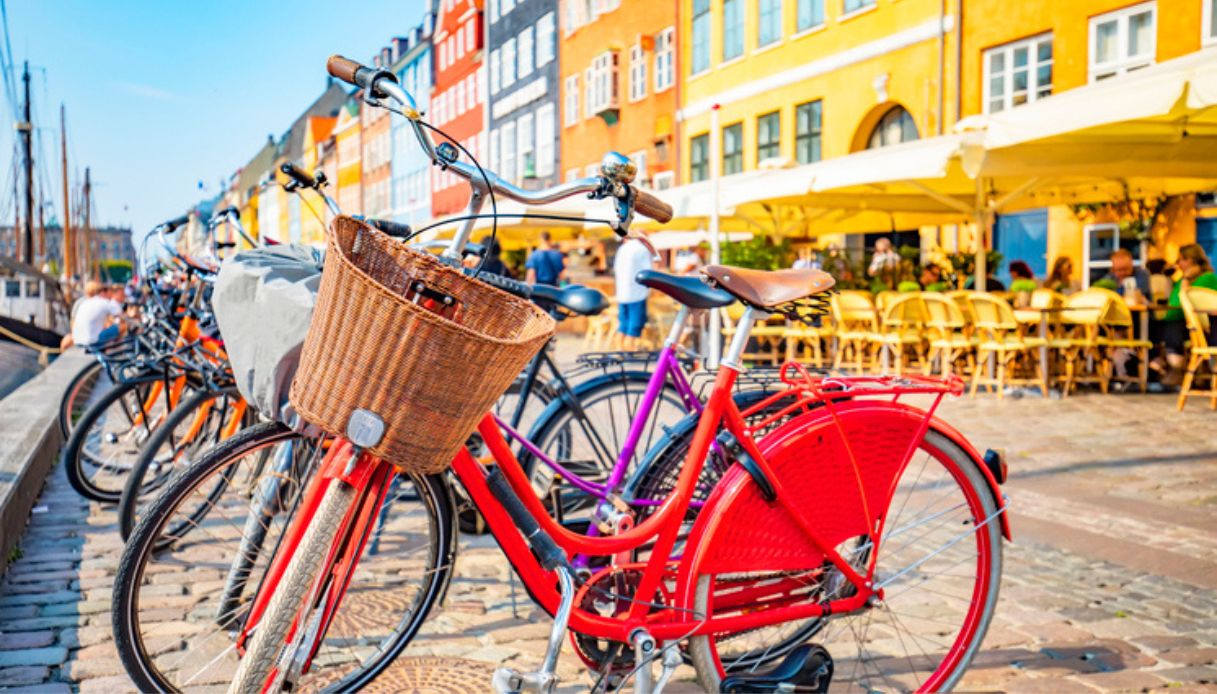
left=564, top=75, right=579, bottom=125
left=867, top=106, right=918, bottom=149
left=757, top=111, right=780, bottom=162
left=796, top=100, right=822, bottom=164
left=1089, top=2, right=1155, bottom=81
left=519, top=26, right=534, bottom=78
left=584, top=67, right=594, bottom=117
left=630, top=149, right=649, bottom=185
left=843, top=0, right=875, bottom=13
left=722, top=123, right=743, bottom=175
left=466, top=18, right=476, bottom=52
left=502, top=0, right=514, bottom=15
left=5, top=280, right=19, bottom=298
left=456, top=80, right=466, bottom=116
left=489, top=0, right=499, bottom=23
left=629, top=44, right=647, bottom=101
left=984, top=34, right=1052, bottom=113
left=456, top=24, right=465, bottom=58
left=518, top=112, right=535, bottom=179
left=758, top=0, right=782, bottom=47
left=537, top=12, right=556, bottom=66
left=1206, top=0, right=1217, bottom=45
left=502, top=37, right=517, bottom=88
left=1083, top=223, right=1143, bottom=287
left=536, top=104, right=556, bottom=177
left=501, top=121, right=517, bottom=183
left=654, top=28, right=674, bottom=91
left=797, top=0, right=824, bottom=31
left=566, top=168, right=580, bottom=182
left=490, top=128, right=500, bottom=174
left=692, top=0, right=711, bottom=74
left=722, top=0, right=744, bottom=61
left=585, top=163, right=600, bottom=178
left=690, top=134, right=709, bottom=182
left=587, top=51, right=619, bottom=114
left=490, top=49, right=501, bottom=94
left=653, top=171, right=675, bottom=190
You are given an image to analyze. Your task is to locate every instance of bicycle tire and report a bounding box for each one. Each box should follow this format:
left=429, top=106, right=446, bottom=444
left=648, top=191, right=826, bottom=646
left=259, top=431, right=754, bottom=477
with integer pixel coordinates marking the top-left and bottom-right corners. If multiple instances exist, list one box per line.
left=687, top=428, right=1004, bottom=693
left=116, top=385, right=246, bottom=540
left=229, top=479, right=356, bottom=694
left=58, top=360, right=104, bottom=438
left=62, top=372, right=180, bottom=503
left=113, top=421, right=458, bottom=692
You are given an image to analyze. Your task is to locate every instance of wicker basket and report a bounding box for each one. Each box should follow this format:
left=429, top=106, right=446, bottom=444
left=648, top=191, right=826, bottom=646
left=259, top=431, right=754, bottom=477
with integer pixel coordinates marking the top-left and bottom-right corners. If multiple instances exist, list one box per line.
left=290, top=216, right=555, bottom=473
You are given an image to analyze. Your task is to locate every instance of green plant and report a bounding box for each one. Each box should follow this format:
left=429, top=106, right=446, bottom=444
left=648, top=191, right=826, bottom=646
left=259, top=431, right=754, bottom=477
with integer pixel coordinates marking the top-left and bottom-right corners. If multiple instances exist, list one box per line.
left=947, top=250, right=1004, bottom=287
left=98, top=259, right=134, bottom=283
left=719, top=236, right=794, bottom=270
left=1071, top=190, right=1175, bottom=246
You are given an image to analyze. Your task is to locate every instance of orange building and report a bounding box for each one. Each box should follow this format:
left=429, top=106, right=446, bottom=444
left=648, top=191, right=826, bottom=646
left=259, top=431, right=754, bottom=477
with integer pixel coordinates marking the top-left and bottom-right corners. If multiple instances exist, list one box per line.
left=558, top=0, right=678, bottom=190
left=432, top=0, right=486, bottom=216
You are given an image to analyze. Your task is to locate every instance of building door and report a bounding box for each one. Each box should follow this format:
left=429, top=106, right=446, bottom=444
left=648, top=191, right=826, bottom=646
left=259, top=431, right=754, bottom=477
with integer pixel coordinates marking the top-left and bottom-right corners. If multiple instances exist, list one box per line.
left=993, top=208, right=1048, bottom=285
left=1197, top=217, right=1217, bottom=261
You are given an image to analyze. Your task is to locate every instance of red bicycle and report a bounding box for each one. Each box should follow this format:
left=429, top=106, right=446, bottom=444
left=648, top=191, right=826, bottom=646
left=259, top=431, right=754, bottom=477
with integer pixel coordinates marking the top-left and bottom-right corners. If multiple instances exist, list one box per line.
left=218, top=56, right=1010, bottom=694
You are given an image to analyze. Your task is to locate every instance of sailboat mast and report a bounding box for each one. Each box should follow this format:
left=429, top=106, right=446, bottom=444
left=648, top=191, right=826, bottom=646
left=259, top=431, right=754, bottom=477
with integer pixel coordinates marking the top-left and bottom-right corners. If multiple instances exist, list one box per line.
left=61, top=104, right=72, bottom=281
left=19, top=61, right=35, bottom=265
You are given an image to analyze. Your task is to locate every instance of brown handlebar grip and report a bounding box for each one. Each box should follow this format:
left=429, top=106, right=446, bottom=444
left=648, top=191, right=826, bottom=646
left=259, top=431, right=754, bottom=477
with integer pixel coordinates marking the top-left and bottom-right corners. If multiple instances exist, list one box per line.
left=327, top=55, right=363, bottom=86
left=633, top=187, right=674, bottom=224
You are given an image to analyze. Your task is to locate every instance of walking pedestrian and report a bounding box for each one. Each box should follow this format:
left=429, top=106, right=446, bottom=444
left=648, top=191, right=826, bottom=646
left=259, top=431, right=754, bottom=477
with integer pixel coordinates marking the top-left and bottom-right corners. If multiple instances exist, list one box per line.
left=524, top=231, right=565, bottom=286
left=614, top=237, right=653, bottom=351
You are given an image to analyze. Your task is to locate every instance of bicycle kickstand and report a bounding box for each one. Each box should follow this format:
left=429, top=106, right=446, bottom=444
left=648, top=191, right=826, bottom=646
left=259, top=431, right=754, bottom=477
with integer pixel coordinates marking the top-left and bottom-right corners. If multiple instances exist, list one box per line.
left=492, top=566, right=576, bottom=694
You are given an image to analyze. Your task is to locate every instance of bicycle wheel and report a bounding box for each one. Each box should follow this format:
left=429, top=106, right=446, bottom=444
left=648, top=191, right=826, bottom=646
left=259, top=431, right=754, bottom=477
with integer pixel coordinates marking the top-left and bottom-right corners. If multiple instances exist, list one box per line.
left=117, top=385, right=248, bottom=540
left=58, top=360, right=104, bottom=438
left=62, top=372, right=189, bottom=503
left=112, top=422, right=457, bottom=692
left=520, top=370, right=686, bottom=521
left=687, top=429, right=1003, bottom=693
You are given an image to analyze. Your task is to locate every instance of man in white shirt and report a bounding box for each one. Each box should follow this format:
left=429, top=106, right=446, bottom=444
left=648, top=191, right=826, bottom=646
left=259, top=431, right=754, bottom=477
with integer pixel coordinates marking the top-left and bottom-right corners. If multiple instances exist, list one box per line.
left=69, top=281, right=122, bottom=348
left=613, top=238, right=653, bottom=350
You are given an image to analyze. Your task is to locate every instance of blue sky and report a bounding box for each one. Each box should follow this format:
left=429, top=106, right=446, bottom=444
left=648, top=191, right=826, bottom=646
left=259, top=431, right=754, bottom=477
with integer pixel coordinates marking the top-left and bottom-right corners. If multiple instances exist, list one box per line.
left=0, top=0, right=424, bottom=241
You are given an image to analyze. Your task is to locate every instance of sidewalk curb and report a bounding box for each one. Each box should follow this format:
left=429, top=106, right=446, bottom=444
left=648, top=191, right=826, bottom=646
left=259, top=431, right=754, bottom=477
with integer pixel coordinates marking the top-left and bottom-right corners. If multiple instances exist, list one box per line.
left=0, top=349, right=91, bottom=568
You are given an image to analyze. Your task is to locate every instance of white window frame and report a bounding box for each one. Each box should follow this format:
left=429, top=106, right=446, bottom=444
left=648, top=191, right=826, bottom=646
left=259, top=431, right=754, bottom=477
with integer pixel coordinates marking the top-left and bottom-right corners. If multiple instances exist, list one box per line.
left=537, top=13, right=556, bottom=66
left=1088, top=1, right=1156, bottom=82
left=587, top=51, right=619, bottom=115
left=982, top=33, right=1053, bottom=114
left=652, top=171, right=675, bottom=190
left=501, top=121, right=517, bottom=184
left=519, top=26, right=535, bottom=79
left=628, top=43, right=647, bottom=102
left=566, top=167, right=580, bottom=182
left=536, top=104, right=556, bottom=178
left=502, top=37, right=517, bottom=88
left=518, top=111, right=535, bottom=179
left=490, top=49, right=501, bottom=95
left=489, top=0, right=499, bottom=23
left=654, top=27, right=674, bottom=92
left=583, top=67, right=594, bottom=117
left=564, top=74, right=580, bottom=126
left=629, top=149, right=648, bottom=186
left=722, top=0, right=744, bottom=62
left=757, top=0, right=783, bottom=47
left=1206, top=0, right=1217, bottom=46
left=1082, top=222, right=1145, bottom=289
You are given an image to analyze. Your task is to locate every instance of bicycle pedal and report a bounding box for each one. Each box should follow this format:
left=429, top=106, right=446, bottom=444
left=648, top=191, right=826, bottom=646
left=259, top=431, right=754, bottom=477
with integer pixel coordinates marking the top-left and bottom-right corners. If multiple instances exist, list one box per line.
left=719, top=643, right=833, bottom=693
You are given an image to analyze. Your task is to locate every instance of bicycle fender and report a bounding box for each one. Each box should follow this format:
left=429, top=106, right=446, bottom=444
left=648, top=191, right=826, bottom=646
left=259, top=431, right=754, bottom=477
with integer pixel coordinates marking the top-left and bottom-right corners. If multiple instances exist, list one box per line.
left=675, top=400, right=1009, bottom=612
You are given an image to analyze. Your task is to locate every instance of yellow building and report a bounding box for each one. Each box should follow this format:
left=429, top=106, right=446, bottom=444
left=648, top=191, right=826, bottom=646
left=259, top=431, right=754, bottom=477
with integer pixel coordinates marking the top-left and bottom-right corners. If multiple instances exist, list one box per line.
left=334, top=98, right=364, bottom=217
left=677, top=0, right=1216, bottom=285
left=299, top=116, right=337, bottom=246
left=960, top=0, right=1214, bottom=285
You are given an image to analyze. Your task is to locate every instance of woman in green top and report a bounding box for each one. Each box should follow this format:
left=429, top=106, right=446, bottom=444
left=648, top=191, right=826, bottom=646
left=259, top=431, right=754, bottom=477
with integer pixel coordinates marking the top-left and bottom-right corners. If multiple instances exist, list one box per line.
left=1157, top=243, right=1217, bottom=383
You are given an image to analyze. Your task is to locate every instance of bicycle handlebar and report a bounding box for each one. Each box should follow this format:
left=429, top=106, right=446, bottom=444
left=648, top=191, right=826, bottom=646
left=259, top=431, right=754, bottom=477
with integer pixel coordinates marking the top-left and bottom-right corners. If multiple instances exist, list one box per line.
left=281, top=162, right=318, bottom=190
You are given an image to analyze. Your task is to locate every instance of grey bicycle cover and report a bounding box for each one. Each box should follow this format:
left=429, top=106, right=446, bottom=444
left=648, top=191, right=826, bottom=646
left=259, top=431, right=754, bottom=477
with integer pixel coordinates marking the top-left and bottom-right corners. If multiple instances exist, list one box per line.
left=213, top=244, right=324, bottom=428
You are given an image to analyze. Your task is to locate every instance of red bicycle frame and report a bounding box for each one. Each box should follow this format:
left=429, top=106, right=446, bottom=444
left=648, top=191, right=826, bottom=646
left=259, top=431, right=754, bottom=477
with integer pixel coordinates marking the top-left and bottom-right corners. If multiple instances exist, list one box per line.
left=241, top=363, right=993, bottom=665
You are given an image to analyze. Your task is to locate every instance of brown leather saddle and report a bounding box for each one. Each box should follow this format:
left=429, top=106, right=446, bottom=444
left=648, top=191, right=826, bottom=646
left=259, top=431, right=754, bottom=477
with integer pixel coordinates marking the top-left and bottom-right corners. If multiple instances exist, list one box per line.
left=701, top=265, right=836, bottom=310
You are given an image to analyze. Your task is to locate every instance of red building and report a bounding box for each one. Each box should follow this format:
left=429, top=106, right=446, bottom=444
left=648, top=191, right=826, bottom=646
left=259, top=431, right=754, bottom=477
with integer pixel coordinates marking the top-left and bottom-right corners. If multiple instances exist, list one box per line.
left=432, top=0, right=486, bottom=216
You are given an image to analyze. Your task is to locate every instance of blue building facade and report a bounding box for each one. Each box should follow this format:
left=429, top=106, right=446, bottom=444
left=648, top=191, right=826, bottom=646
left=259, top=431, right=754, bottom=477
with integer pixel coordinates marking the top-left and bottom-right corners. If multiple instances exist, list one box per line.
left=390, top=11, right=436, bottom=228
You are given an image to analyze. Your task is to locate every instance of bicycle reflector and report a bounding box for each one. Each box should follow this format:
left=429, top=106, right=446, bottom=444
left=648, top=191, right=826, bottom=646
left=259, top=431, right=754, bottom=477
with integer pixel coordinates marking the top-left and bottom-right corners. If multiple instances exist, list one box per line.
left=347, top=408, right=387, bottom=449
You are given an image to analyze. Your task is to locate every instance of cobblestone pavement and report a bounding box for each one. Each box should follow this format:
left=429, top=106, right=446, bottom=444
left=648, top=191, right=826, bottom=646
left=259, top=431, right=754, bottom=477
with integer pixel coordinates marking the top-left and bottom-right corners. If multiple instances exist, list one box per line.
left=1, top=388, right=1216, bottom=692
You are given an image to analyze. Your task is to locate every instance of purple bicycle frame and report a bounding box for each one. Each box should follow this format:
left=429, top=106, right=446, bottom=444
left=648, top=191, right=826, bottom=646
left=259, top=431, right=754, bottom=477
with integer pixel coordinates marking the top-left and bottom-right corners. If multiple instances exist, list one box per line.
left=491, top=307, right=703, bottom=509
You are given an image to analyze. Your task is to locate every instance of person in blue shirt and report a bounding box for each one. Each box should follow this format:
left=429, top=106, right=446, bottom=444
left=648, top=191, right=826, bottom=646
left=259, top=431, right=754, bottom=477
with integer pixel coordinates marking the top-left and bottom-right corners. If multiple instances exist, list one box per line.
left=1102, top=248, right=1151, bottom=300
left=524, top=232, right=565, bottom=286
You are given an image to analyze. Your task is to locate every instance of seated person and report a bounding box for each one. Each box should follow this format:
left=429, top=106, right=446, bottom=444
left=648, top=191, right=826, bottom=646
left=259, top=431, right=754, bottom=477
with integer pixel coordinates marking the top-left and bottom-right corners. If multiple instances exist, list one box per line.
left=1102, top=248, right=1150, bottom=303
left=919, top=264, right=950, bottom=292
